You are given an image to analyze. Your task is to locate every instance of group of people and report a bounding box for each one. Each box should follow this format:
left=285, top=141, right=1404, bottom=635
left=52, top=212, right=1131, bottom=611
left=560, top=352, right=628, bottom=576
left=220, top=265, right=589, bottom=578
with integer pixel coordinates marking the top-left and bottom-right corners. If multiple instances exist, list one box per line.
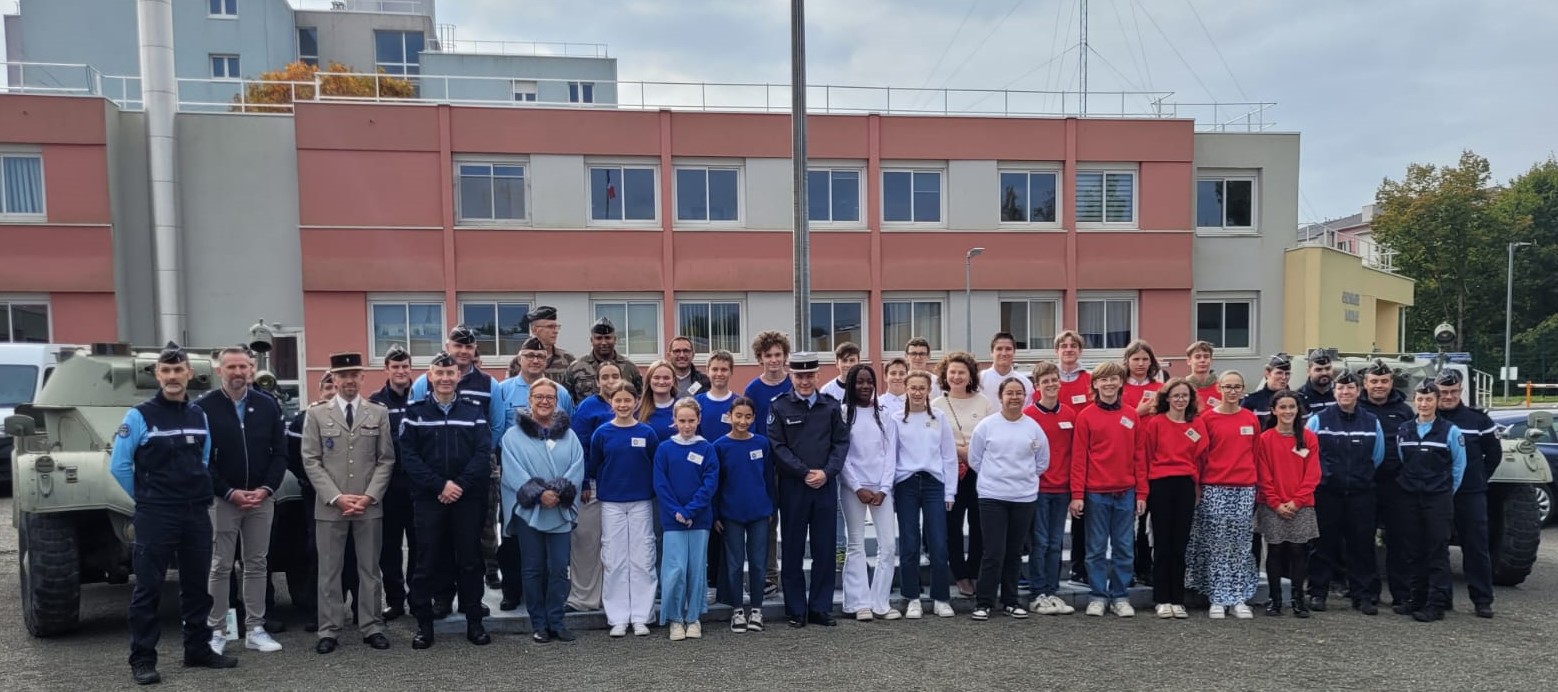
left=110, top=306, right=1504, bottom=686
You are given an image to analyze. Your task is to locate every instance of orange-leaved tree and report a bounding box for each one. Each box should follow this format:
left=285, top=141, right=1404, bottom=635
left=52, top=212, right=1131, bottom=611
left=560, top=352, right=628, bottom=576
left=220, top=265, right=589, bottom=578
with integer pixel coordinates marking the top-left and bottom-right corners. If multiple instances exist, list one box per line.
left=232, top=61, right=417, bottom=113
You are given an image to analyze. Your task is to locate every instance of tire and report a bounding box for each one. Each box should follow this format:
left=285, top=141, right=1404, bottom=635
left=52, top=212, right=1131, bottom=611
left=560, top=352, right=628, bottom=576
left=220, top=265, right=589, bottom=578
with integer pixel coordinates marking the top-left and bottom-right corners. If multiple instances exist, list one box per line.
left=1535, top=484, right=1554, bottom=526
left=18, top=512, right=81, bottom=637
left=1491, top=484, right=1542, bottom=587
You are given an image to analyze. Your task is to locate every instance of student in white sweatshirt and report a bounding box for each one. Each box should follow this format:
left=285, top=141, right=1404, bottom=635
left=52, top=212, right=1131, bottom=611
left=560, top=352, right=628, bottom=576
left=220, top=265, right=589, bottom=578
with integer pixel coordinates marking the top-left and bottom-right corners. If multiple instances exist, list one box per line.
left=968, top=377, right=1050, bottom=621
left=892, top=370, right=958, bottom=619
left=839, top=364, right=901, bottom=621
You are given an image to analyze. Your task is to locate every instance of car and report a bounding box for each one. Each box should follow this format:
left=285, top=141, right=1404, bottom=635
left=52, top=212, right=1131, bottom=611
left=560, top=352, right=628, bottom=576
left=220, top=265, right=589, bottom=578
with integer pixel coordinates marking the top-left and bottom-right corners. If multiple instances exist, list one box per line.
left=1, top=343, right=74, bottom=495
left=1489, top=408, right=1558, bottom=525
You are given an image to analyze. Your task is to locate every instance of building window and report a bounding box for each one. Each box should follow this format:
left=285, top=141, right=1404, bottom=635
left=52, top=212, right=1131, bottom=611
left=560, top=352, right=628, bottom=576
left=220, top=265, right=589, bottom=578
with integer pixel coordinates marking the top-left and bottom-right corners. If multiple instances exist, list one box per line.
left=999, top=170, right=1059, bottom=223
left=209, top=0, right=237, bottom=16
left=677, top=300, right=743, bottom=354
left=370, top=300, right=444, bottom=360
left=1196, top=178, right=1255, bottom=230
left=883, top=169, right=942, bottom=223
left=1196, top=299, right=1254, bottom=350
left=1077, top=296, right=1136, bottom=350
left=808, top=300, right=863, bottom=355
left=569, top=82, right=595, bottom=104
left=589, top=165, right=657, bottom=222
left=461, top=300, right=532, bottom=357
left=457, top=163, right=527, bottom=223
left=675, top=167, right=740, bottom=222
left=882, top=300, right=943, bottom=352
left=593, top=301, right=661, bottom=357
left=999, top=299, right=1060, bottom=351
left=297, top=27, right=319, bottom=67
left=374, top=30, right=424, bottom=76
left=807, top=169, right=861, bottom=223
left=0, top=301, right=49, bottom=343
left=512, top=80, right=537, bottom=102
left=0, top=155, right=45, bottom=217
left=210, top=54, right=241, bottom=80
left=1076, top=171, right=1135, bottom=225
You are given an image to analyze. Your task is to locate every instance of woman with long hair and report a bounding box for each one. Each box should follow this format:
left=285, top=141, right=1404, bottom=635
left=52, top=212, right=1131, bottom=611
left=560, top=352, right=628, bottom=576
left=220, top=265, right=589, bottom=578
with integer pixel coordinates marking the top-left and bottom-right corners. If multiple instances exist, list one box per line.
left=1185, top=370, right=1263, bottom=619
left=840, top=364, right=900, bottom=620
left=1256, top=389, right=1320, bottom=617
left=564, top=361, right=623, bottom=613
left=968, top=377, right=1049, bottom=620
left=638, top=360, right=679, bottom=442
left=589, top=381, right=660, bottom=637
left=933, top=351, right=993, bottom=597
left=893, top=370, right=957, bottom=619
left=1138, top=378, right=1207, bottom=619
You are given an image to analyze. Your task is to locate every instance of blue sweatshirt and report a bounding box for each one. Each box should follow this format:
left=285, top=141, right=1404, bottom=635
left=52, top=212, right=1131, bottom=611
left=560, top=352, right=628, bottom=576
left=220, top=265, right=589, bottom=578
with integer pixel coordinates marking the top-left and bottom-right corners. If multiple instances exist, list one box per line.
left=571, top=394, right=615, bottom=459
left=714, top=434, right=776, bottom=523
left=642, top=400, right=677, bottom=442
left=744, top=376, right=792, bottom=437
left=653, top=435, right=720, bottom=531
left=696, top=391, right=736, bottom=441
left=588, top=421, right=660, bottom=502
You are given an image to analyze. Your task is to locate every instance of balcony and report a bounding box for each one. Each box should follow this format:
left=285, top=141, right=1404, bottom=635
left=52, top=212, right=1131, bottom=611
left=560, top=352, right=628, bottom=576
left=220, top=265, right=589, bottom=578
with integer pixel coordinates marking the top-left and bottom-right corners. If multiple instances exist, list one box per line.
left=1295, top=227, right=1397, bottom=273
left=427, top=39, right=610, bottom=59
left=290, top=0, right=433, bottom=14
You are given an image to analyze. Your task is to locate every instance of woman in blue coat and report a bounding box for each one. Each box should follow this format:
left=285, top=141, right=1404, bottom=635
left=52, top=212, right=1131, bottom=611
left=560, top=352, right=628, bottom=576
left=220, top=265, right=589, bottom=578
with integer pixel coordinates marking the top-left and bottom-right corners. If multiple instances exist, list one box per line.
left=501, top=379, right=585, bottom=643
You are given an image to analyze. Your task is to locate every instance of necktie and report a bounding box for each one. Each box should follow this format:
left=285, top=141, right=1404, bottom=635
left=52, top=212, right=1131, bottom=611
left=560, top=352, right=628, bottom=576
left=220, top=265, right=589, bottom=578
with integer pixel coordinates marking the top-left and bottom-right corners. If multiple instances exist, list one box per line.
left=344, top=402, right=354, bottom=429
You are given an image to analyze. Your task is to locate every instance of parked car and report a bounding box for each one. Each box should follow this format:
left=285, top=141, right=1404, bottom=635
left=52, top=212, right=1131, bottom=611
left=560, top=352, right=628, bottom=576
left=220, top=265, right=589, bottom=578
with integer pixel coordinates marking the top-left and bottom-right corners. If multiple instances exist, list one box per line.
left=1490, top=408, right=1558, bottom=525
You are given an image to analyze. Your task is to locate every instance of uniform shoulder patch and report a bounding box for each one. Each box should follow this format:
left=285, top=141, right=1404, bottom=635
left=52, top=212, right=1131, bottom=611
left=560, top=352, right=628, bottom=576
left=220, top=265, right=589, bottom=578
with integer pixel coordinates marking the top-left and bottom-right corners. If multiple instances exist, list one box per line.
left=1458, top=435, right=1466, bottom=447
left=116, top=424, right=131, bottom=438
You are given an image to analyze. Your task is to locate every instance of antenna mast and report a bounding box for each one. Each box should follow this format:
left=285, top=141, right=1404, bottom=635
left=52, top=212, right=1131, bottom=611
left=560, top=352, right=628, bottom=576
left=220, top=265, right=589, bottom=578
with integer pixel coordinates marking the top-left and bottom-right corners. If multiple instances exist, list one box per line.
left=1079, top=0, right=1088, bottom=115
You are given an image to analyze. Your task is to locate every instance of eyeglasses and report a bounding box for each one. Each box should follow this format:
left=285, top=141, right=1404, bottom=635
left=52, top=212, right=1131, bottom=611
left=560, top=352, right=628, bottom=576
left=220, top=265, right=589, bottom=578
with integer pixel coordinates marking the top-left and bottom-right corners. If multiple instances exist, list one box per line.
left=1219, top=384, right=1245, bottom=391
left=907, top=350, right=930, bottom=357
left=530, top=394, right=557, bottom=402
left=520, top=352, right=547, bottom=360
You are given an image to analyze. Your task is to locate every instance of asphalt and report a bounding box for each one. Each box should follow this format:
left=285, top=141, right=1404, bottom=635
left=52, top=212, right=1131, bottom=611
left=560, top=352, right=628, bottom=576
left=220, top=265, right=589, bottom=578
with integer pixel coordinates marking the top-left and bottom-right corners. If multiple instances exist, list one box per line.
left=1, top=497, right=1555, bottom=692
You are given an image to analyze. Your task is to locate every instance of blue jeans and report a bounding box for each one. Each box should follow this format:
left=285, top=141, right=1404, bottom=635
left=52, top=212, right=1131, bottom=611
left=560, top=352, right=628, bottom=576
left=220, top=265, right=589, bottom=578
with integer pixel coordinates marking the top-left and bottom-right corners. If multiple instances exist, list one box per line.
left=1028, top=492, right=1071, bottom=596
left=894, top=472, right=950, bottom=601
left=660, top=529, right=710, bottom=624
left=1085, top=490, right=1136, bottom=601
left=722, top=518, right=770, bottom=609
left=515, top=522, right=572, bottom=634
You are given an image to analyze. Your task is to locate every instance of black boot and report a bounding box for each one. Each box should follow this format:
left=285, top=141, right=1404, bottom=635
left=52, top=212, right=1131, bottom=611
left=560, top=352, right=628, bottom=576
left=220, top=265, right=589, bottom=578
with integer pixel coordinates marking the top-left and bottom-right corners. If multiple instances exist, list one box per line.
left=412, top=618, right=435, bottom=650
left=1265, top=599, right=1283, bottom=616
left=467, top=619, right=492, bottom=646
left=1292, top=579, right=1311, bottom=618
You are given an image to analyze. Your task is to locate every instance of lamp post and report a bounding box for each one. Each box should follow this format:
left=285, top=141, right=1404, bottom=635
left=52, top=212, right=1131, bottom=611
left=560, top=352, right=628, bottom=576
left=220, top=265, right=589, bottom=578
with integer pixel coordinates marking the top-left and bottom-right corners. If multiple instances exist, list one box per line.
left=965, top=247, right=985, bottom=351
left=1504, top=241, right=1533, bottom=398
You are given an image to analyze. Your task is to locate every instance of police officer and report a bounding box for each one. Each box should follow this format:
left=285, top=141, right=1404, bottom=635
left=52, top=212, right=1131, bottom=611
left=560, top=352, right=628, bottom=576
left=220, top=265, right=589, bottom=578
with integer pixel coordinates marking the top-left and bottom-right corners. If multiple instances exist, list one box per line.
left=401, top=351, right=495, bottom=649
left=1358, top=359, right=1415, bottom=610
left=110, top=342, right=238, bottom=685
left=370, top=344, right=416, bottom=621
left=519, top=305, right=576, bottom=384
left=564, top=316, right=644, bottom=400
left=1432, top=369, right=1499, bottom=618
left=1395, top=381, right=1467, bottom=622
left=1298, top=348, right=1338, bottom=416
left=768, top=352, right=851, bottom=628
left=1240, top=352, right=1292, bottom=421
left=1305, top=370, right=1385, bottom=614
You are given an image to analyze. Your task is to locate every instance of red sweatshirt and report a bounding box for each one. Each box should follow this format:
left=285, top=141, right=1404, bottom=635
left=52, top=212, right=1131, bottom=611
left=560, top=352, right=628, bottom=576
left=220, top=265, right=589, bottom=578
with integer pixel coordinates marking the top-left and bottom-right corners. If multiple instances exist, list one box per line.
left=1122, top=379, right=1163, bottom=417
left=1139, top=414, right=1209, bottom=482
left=1256, top=427, right=1321, bottom=509
left=1198, top=407, right=1261, bottom=486
left=1024, top=401, right=1077, bottom=494
left=1195, top=384, right=1223, bottom=411
left=1057, top=369, right=1093, bottom=411
left=1070, top=401, right=1146, bottom=501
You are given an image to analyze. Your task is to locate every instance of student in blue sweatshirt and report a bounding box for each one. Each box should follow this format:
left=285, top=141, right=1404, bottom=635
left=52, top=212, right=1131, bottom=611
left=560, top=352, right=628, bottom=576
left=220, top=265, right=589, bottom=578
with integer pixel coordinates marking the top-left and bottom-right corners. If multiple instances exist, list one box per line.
left=654, top=398, right=720, bottom=641
left=695, top=350, right=738, bottom=441
left=563, top=361, right=622, bottom=614
left=714, top=396, right=775, bottom=633
left=588, top=381, right=660, bottom=637
left=639, top=360, right=679, bottom=442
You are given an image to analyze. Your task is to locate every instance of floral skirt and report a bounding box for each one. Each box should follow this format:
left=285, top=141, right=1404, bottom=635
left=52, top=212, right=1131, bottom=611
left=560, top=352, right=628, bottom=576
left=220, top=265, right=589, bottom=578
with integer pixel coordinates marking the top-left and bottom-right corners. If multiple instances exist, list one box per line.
left=1184, top=485, right=1259, bottom=607
left=1255, top=505, right=1319, bottom=544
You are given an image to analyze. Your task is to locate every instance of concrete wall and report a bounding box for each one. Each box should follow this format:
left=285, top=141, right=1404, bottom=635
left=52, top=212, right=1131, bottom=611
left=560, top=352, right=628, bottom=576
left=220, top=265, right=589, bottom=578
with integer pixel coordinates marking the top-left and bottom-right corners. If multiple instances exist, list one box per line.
left=419, top=53, right=618, bottom=105
left=1283, top=244, right=1414, bottom=355
left=107, top=109, right=158, bottom=344
left=294, top=9, right=432, bottom=73
left=743, top=158, right=792, bottom=231
left=527, top=154, right=586, bottom=228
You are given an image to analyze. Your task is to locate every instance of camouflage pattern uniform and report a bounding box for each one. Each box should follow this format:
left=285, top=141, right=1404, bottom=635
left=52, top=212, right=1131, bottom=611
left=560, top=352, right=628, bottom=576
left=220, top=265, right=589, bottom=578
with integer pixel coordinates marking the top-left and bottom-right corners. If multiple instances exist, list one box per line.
left=564, top=351, right=643, bottom=399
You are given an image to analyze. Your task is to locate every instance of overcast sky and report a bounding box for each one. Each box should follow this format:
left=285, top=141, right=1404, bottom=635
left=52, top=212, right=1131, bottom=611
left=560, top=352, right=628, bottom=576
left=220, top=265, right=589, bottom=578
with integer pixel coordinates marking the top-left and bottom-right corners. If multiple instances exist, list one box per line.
left=438, top=0, right=1557, bottom=224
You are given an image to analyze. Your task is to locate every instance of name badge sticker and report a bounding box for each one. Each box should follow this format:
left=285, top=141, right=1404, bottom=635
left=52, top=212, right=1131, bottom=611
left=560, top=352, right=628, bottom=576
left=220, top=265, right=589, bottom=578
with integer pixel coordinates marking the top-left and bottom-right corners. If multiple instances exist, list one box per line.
left=786, top=417, right=803, bottom=426
left=1208, top=397, right=1222, bottom=408
left=721, top=413, right=731, bottom=424
left=689, top=382, right=703, bottom=395
left=1071, top=394, right=1088, bottom=405
left=688, top=452, right=704, bottom=465
left=545, top=439, right=557, bottom=451
left=186, top=435, right=196, bottom=445
left=1295, top=448, right=1310, bottom=458
left=1120, top=417, right=1135, bottom=430
left=1185, top=428, right=1202, bottom=443
left=1059, top=421, right=1074, bottom=430
left=1239, top=425, right=1256, bottom=436
left=631, top=437, right=647, bottom=448
left=749, top=449, right=764, bottom=460
left=1141, top=391, right=1154, bottom=403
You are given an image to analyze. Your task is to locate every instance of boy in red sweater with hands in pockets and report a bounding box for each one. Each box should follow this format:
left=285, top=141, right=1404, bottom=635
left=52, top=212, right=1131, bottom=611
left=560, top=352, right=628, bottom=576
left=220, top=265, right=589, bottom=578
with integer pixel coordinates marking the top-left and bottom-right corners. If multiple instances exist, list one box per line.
left=1069, top=361, right=1147, bottom=618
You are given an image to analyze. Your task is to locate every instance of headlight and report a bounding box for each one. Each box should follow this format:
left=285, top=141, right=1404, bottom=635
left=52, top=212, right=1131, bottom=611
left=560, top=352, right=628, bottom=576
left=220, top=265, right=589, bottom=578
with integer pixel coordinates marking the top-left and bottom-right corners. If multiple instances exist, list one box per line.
left=35, top=455, right=55, bottom=473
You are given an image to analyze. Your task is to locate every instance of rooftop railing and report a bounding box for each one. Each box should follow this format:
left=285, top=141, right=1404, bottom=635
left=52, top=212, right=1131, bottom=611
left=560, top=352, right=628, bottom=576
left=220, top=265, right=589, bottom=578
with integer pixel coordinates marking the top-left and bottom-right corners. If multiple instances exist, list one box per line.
left=428, top=39, right=610, bottom=59
left=289, top=0, right=433, bottom=14
left=1296, top=227, right=1397, bottom=273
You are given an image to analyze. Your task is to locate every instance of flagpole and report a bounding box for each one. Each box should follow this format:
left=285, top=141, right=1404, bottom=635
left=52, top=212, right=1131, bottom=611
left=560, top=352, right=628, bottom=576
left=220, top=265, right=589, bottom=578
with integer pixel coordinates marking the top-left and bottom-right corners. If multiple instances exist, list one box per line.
left=791, top=0, right=811, bottom=351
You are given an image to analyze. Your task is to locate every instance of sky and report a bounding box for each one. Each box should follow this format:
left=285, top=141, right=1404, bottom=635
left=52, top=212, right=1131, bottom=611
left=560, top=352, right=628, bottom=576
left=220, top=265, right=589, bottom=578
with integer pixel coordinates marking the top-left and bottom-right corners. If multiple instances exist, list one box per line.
left=433, top=0, right=1558, bottom=224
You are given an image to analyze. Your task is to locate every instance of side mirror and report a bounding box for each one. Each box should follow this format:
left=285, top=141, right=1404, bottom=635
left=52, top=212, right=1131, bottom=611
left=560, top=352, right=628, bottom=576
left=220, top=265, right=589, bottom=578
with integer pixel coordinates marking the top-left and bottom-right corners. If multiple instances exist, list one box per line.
left=4, top=414, right=37, bottom=438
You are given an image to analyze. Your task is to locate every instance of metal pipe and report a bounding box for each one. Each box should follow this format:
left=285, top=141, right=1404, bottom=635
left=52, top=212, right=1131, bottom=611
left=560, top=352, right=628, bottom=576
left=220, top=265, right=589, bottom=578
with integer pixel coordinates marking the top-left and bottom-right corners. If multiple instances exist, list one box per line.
left=791, top=0, right=811, bottom=350
left=965, top=247, right=984, bottom=350
left=1505, top=241, right=1533, bottom=398
left=138, top=0, right=185, bottom=344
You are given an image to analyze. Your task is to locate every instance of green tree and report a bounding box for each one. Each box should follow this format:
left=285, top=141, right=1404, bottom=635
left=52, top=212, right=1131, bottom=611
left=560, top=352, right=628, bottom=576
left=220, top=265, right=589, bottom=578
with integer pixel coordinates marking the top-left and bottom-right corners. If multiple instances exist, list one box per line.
left=1496, top=157, right=1558, bottom=381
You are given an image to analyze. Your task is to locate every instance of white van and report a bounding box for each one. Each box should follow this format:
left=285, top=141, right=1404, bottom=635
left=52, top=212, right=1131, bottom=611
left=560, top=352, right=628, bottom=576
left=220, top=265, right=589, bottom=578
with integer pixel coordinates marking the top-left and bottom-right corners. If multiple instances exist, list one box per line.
left=1, top=343, right=68, bottom=490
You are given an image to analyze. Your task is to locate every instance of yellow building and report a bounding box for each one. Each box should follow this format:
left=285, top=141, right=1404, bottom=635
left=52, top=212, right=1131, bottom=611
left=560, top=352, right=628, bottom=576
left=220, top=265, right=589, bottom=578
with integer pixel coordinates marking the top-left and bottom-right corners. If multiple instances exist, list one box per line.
left=1285, top=219, right=1415, bottom=355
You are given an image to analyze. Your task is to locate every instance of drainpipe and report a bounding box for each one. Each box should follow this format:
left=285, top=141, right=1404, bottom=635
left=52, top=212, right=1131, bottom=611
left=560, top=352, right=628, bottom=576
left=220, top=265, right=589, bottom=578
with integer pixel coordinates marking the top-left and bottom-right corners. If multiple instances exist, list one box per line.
left=137, top=0, right=185, bottom=344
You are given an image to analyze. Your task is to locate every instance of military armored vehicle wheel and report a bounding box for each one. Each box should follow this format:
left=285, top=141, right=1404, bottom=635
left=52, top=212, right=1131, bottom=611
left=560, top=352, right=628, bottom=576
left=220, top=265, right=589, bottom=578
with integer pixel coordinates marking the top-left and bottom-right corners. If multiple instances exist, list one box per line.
left=1491, top=484, right=1541, bottom=587
left=18, top=512, right=81, bottom=637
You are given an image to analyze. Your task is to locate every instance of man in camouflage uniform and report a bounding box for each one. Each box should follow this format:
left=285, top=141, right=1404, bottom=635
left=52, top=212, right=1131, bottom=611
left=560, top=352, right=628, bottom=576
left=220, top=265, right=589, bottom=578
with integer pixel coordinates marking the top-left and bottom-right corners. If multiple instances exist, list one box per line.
left=564, top=317, right=643, bottom=399
left=519, top=306, right=576, bottom=385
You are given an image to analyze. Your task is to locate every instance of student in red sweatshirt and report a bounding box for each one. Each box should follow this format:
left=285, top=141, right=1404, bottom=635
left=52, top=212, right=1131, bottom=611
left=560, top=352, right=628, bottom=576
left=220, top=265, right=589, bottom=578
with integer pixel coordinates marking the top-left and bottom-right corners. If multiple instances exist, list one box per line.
left=1023, top=361, right=1077, bottom=616
left=1122, top=339, right=1165, bottom=586
left=1139, top=378, right=1208, bottom=619
left=1052, top=330, right=1092, bottom=585
left=1255, top=389, right=1321, bottom=618
left=1069, top=361, right=1145, bottom=618
left=1185, top=370, right=1262, bottom=620
left=1185, top=341, right=1222, bottom=410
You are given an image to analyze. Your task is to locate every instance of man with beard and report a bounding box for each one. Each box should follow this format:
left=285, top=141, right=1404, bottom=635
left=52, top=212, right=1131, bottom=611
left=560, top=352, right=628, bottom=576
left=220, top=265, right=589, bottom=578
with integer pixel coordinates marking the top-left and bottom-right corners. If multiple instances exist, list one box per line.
left=1298, top=349, right=1338, bottom=416
left=666, top=336, right=711, bottom=398
left=565, top=317, right=644, bottom=399
left=370, top=345, right=415, bottom=621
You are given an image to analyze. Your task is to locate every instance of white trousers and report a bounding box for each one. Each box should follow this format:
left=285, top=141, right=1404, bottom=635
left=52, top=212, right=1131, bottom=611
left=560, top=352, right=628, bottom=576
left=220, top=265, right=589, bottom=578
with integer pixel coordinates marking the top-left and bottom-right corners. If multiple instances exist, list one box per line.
left=601, top=500, right=657, bottom=626
left=842, top=490, right=898, bottom=615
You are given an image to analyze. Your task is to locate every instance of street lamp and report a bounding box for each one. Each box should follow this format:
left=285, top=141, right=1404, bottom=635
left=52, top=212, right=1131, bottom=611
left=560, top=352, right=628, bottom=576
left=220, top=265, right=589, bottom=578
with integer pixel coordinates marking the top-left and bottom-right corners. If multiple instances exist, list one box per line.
left=965, top=247, right=985, bottom=351
left=1504, top=241, right=1534, bottom=398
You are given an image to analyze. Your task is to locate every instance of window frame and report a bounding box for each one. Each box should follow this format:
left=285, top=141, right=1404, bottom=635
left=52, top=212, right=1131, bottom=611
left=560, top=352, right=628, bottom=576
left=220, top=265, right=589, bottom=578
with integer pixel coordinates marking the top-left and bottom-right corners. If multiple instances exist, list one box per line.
left=209, top=54, right=241, bottom=81
left=806, top=296, right=868, bottom=360
left=454, top=158, right=530, bottom=226
left=512, top=80, right=538, bottom=103
left=0, top=296, right=52, bottom=343
left=997, top=166, right=1062, bottom=228
left=374, top=29, right=424, bottom=76
left=458, top=297, right=534, bottom=360
left=297, top=27, right=319, bottom=67
left=1194, top=293, right=1258, bottom=355
left=674, top=297, right=746, bottom=358
left=1075, top=292, right=1139, bottom=355
left=568, top=81, right=596, bottom=104
left=0, top=152, right=46, bottom=220
left=591, top=297, right=664, bottom=363
left=586, top=161, right=660, bottom=227
left=673, top=164, right=743, bottom=226
left=806, top=166, right=865, bottom=227
left=998, top=294, right=1063, bottom=355
left=881, top=166, right=947, bottom=227
left=1075, top=166, right=1138, bottom=228
left=208, top=0, right=238, bottom=17
left=1195, top=174, right=1259, bottom=234
left=366, top=296, right=446, bottom=366
left=880, top=294, right=946, bottom=355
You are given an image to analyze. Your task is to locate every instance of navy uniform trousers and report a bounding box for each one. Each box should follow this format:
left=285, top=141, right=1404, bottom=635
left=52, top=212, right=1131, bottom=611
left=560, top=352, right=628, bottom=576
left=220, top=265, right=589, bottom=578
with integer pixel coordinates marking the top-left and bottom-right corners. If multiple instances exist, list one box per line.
left=779, top=476, right=839, bottom=618
left=128, top=501, right=214, bottom=667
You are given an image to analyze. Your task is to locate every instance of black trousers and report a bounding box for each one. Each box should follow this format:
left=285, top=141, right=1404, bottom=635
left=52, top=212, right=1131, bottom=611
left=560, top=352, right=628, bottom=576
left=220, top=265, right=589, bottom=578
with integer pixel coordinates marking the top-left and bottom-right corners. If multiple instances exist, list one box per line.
left=409, top=492, right=487, bottom=620
left=1447, top=490, right=1494, bottom=607
left=1070, top=503, right=1089, bottom=582
left=379, top=480, right=417, bottom=609
left=1402, top=490, right=1454, bottom=610
left=947, top=470, right=983, bottom=582
left=1134, top=513, right=1153, bottom=580
left=975, top=498, right=1036, bottom=609
left=128, top=501, right=214, bottom=668
left=1376, top=475, right=1413, bottom=604
left=1265, top=540, right=1311, bottom=605
left=779, top=477, right=839, bottom=617
left=1309, top=487, right=1379, bottom=602
left=1148, top=476, right=1195, bottom=605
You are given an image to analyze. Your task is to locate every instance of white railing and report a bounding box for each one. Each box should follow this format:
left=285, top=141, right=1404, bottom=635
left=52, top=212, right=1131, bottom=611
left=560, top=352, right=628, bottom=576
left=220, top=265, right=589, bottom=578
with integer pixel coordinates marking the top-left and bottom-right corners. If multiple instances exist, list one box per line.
left=1298, top=227, right=1397, bottom=273
left=430, top=39, right=610, bottom=59
left=289, top=0, right=432, bottom=14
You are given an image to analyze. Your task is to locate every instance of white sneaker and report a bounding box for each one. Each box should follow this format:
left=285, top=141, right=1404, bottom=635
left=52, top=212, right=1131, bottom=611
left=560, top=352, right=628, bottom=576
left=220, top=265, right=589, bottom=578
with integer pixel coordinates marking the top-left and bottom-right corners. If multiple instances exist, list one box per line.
left=1031, top=595, right=1059, bottom=615
left=632, top=623, right=650, bottom=637
left=685, top=621, right=702, bottom=639
left=609, top=624, right=628, bottom=638
left=208, top=631, right=226, bottom=656
left=1052, top=596, right=1076, bottom=615
left=1155, top=603, right=1174, bottom=619
left=881, top=608, right=902, bottom=621
left=1232, top=603, right=1255, bottom=620
left=746, top=609, right=764, bottom=632
left=933, top=601, right=955, bottom=618
left=1171, top=605, right=1189, bottom=619
left=668, top=622, right=686, bottom=641
left=905, top=600, right=923, bottom=619
left=855, top=610, right=874, bottom=622
left=1085, top=600, right=1106, bottom=617
left=245, top=627, right=282, bottom=652
left=1209, top=605, right=1227, bottom=620
left=730, top=609, right=747, bottom=633
left=1111, top=600, right=1135, bottom=618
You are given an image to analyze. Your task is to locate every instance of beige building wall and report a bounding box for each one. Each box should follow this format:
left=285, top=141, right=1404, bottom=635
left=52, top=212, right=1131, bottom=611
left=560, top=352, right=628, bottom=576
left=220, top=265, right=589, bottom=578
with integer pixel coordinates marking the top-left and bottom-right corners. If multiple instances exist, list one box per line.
left=1284, top=245, right=1414, bottom=354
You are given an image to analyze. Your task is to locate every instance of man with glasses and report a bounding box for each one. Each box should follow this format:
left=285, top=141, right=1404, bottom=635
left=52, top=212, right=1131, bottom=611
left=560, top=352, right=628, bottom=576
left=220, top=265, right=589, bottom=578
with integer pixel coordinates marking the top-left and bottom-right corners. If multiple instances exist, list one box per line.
left=1432, top=369, right=1499, bottom=618
left=904, top=337, right=942, bottom=399
left=666, top=336, right=711, bottom=398
left=519, top=306, right=575, bottom=385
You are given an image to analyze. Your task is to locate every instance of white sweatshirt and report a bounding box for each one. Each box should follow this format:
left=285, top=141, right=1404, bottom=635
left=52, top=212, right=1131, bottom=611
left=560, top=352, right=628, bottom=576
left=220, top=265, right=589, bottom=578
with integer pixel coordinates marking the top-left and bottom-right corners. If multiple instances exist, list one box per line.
left=841, top=405, right=897, bottom=493
left=891, top=409, right=958, bottom=502
left=968, top=413, right=1050, bottom=503
left=980, top=366, right=1034, bottom=409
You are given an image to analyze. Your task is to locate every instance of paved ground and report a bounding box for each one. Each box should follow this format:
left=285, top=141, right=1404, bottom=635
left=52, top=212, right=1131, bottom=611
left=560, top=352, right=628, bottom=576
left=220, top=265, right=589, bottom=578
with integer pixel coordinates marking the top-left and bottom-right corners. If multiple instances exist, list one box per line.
left=1, top=497, right=1555, bottom=691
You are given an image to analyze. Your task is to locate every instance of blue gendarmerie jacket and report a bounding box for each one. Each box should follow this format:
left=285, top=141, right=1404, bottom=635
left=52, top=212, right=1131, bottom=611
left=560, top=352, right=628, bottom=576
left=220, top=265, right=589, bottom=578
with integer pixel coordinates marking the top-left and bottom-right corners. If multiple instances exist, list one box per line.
left=768, top=389, right=850, bottom=486
left=397, top=397, right=492, bottom=499
left=194, top=388, right=288, bottom=501
left=412, top=366, right=505, bottom=448
left=369, top=381, right=412, bottom=479
left=1438, top=403, right=1503, bottom=494
left=1397, top=417, right=1467, bottom=494
left=1306, top=405, right=1385, bottom=493
left=1360, top=388, right=1413, bottom=478
left=110, top=392, right=213, bottom=505
left=653, top=435, right=719, bottom=531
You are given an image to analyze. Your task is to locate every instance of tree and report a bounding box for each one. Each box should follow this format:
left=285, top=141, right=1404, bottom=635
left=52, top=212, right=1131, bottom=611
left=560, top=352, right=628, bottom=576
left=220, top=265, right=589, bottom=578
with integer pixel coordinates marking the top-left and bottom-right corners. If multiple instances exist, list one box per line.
left=231, top=61, right=416, bottom=113
left=1496, top=157, right=1558, bottom=381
